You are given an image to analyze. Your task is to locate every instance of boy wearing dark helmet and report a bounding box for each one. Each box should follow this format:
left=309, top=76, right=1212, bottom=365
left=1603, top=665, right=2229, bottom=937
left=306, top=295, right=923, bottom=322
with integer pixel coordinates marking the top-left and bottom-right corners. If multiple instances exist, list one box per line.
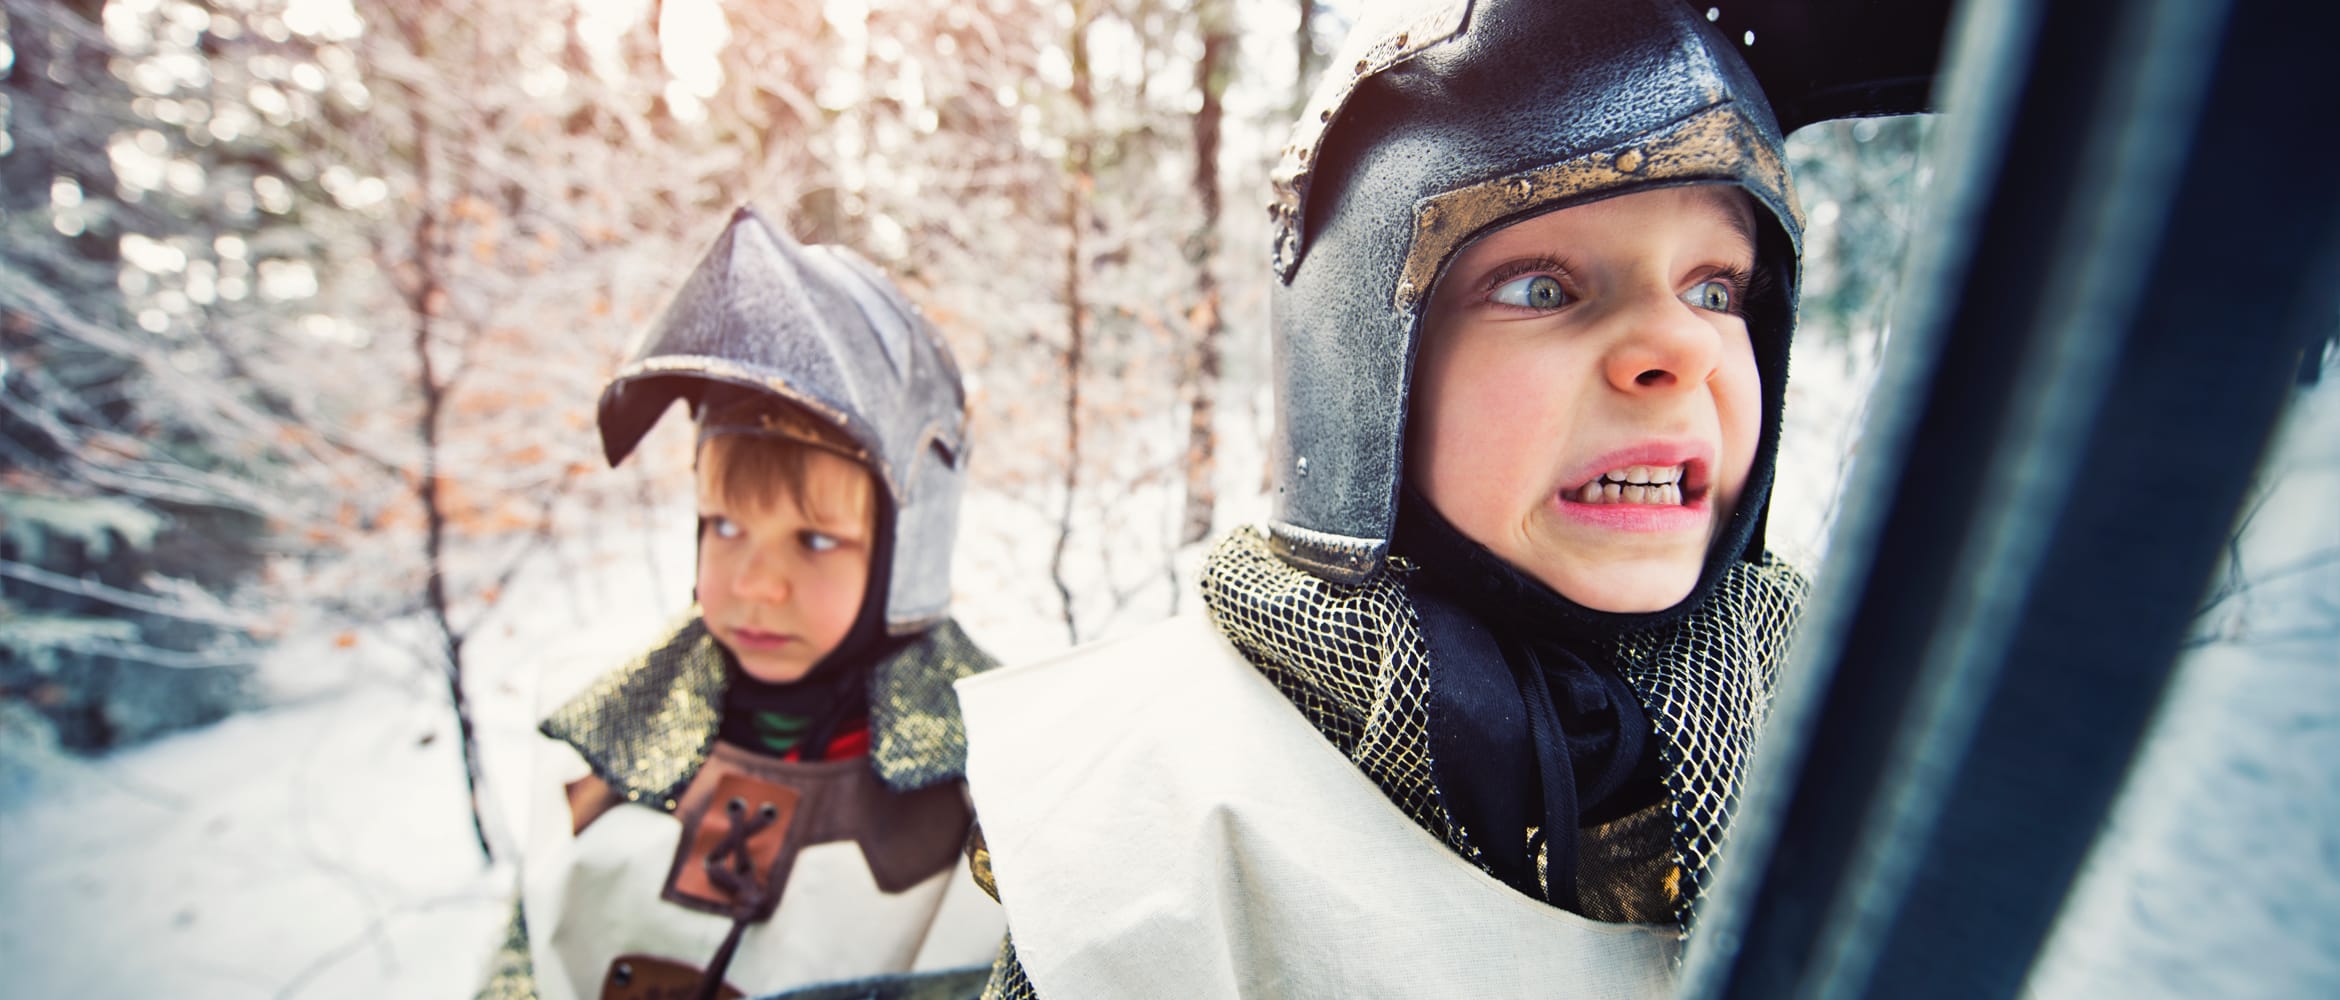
left=477, top=209, right=1002, bottom=1000
left=957, top=0, right=1808, bottom=996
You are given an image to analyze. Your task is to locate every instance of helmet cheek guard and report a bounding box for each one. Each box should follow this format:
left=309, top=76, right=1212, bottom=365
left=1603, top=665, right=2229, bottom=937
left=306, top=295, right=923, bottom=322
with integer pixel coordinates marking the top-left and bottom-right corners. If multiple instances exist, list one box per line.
left=598, top=207, right=970, bottom=634
left=1265, top=0, right=1804, bottom=587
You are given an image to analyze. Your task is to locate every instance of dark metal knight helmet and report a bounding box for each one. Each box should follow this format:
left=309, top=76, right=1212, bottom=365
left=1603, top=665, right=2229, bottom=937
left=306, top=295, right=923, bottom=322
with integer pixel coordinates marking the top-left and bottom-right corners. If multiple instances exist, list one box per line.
left=1265, top=0, right=1805, bottom=586
left=597, top=207, right=970, bottom=635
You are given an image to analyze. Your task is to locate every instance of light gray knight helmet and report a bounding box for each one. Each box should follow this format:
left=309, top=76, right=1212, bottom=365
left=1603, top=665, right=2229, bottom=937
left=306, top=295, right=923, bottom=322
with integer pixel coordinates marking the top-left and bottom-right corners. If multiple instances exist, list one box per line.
left=597, top=206, right=970, bottom=635
left=1264, top=0, right=1805, bottom=585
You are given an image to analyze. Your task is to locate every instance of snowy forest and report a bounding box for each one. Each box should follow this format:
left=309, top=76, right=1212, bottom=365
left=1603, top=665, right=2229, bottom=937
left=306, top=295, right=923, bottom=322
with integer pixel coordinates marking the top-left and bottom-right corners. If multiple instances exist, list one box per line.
left=2, top=0, right=2331, bottom=997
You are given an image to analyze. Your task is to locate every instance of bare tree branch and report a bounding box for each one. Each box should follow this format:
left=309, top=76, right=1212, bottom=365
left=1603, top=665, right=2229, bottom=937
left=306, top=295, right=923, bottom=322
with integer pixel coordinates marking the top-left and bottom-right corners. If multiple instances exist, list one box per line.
left=22, top=636, right=259, bottom=671
left=0, top=559, right=269, bottom=629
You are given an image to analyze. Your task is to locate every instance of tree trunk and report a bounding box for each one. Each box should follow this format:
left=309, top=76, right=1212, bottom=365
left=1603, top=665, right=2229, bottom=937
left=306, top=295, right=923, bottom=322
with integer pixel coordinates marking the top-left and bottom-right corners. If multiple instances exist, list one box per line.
left=403, top=100, right=495, bottom=866
left=1293, top=0, right=1322, bottom=113
left=1047, top=0, right=1096, bottom=646
left=1180, top=1, right=1234, bottom=547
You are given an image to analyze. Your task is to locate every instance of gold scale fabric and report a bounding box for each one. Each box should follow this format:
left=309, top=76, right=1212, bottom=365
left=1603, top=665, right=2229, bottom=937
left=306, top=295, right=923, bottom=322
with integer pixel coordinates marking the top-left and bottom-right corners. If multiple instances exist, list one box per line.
left=981, top=527, right=1803, bottom=1000
left=479, top=614, right=996, bottom=1000
left=542, top=614, right=997, bottom=808
left=475, top=906, right=538, bottom=1000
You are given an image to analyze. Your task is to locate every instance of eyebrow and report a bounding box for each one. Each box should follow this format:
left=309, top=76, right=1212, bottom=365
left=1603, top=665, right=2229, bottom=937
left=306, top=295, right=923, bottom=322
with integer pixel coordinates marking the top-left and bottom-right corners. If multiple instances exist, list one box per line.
left=1700, top=190, right=1762, bottom=256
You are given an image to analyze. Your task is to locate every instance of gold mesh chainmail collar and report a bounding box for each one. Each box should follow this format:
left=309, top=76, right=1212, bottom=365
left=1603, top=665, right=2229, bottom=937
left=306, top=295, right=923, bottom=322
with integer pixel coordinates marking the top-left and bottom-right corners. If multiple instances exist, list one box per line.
left=1198, top=526, right=1470, bottom=858
left=539, top=614, right=996, bottom=809
left=1197, top=525, right=1806, bottom=928
left=1608, top=548, right=1808, bottom=924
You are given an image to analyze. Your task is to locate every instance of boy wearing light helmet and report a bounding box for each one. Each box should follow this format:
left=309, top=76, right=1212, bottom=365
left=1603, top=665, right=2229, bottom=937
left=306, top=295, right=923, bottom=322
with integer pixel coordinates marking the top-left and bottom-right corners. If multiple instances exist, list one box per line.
left=478, top=209, right=1002, bottom=1000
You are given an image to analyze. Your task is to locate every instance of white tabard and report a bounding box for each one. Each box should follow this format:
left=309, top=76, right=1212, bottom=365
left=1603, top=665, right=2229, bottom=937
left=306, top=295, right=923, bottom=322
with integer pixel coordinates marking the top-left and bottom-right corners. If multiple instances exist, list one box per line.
left=518, top=750, right=1003, bottom=1000
left=957, top=612, right=1682, bottom=999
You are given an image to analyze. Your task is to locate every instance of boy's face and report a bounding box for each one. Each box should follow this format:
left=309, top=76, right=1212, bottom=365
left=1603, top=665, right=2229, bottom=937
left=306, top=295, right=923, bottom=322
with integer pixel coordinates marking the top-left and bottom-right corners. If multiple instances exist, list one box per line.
left=1407, top=185, right=1763, bottom=612
left=695, top=449, right=874, bottom=684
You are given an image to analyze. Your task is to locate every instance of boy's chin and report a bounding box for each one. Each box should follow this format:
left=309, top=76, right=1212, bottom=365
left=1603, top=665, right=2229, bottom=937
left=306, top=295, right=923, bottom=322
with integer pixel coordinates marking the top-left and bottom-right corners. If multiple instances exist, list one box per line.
left=729, top=651, right=821, bottom=685
left=1526, top=557, right=1702, bottom=614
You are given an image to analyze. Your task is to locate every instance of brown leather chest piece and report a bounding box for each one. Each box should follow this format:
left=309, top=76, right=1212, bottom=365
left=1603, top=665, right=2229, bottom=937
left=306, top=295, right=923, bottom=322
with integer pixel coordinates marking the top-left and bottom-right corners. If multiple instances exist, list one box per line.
left=659, top=740, right=971, bottom=919
left=599, top=953, right=743, bottom=1000
left=670, top=770, right=801, bottom=915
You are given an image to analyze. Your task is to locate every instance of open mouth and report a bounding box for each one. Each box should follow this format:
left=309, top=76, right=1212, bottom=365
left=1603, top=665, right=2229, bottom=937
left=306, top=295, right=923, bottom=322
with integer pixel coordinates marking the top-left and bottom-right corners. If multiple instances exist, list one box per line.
left=1565, top=463, right=1705, bottom=506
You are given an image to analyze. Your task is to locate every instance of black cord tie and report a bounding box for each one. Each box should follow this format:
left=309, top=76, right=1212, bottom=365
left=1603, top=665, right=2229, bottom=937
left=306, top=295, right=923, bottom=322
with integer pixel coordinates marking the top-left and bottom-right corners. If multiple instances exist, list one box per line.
left=694, top=796, right=784, bottom=1000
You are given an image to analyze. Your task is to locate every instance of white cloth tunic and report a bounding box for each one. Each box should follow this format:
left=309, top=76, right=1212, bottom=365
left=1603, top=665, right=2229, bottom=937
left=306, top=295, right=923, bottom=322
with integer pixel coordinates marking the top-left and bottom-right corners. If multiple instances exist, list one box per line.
left=520, top=747, right=1003, bottom=1000
left=958, top=612, right=1683, bottom=999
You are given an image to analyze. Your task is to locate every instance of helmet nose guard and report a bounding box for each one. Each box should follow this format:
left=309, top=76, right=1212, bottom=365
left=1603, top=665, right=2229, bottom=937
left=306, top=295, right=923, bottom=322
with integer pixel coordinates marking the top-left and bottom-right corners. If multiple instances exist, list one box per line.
left=598, top=207, right=970, bottom=633
left=1265, top=0, right=1804, bottom=585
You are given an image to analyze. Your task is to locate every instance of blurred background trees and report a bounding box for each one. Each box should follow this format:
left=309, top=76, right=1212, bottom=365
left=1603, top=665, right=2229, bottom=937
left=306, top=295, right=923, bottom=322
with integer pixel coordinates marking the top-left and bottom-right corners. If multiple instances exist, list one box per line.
left=2, top=0, right=270, bottom=757
left=0, top=0, right=1340, bottom=850
left=0, top=0, right=1927, bottom=856
left=10, top=8, right=2333, bottom=1000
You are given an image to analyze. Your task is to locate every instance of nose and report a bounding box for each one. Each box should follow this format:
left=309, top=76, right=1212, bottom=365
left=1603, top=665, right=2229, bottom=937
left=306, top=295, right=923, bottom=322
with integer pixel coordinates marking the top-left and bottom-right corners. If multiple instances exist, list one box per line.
left=1602, top=292, right=1723, bottom=394
left=731, top=548, right=793, bottom=604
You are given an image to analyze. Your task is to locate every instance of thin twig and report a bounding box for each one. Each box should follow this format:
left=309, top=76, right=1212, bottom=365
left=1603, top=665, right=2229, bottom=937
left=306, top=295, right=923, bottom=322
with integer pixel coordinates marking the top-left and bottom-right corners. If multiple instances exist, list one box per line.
left=453, top=477, right=573, bottom=638
left=0, top=559, right=269, bottom=629
left=270, top=887, right=510, bottom=1000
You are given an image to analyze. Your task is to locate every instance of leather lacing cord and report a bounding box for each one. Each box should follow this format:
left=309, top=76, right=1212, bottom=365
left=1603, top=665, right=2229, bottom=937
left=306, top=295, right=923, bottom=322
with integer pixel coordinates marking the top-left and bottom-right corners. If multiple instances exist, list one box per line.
left=693, top=794, right=784, bottom=1000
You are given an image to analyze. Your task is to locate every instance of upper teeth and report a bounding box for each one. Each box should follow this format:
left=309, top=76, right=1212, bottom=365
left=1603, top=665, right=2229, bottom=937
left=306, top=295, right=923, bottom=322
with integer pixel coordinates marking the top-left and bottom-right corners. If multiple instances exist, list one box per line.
left=1601, top=465, right=1682, bottom=485
left=1572, top=464, right=1688, bottom=505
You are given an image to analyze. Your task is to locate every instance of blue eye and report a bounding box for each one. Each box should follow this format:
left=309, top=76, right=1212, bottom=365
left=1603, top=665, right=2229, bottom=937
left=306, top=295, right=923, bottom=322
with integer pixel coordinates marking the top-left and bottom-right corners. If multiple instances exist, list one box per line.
left=800, top=531, right=840, bottom=553
left=705, top=516, right=742, bottom=540
left=1490, top=274, right=1569, bottom=310
left=1682, top=278, right=1734, bottom=313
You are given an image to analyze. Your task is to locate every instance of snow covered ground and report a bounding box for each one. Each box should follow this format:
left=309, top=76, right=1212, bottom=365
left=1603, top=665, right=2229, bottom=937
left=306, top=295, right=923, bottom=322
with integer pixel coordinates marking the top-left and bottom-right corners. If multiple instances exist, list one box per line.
left=0, top=654, right=521, bottom=997
left=0, top=328, right=1870, bottom=998
left=3, top=335, right=2327, bottom=999
left=0, top=332, right=1879, bottom=1000
left=0, top=459, right=726, bottom=998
